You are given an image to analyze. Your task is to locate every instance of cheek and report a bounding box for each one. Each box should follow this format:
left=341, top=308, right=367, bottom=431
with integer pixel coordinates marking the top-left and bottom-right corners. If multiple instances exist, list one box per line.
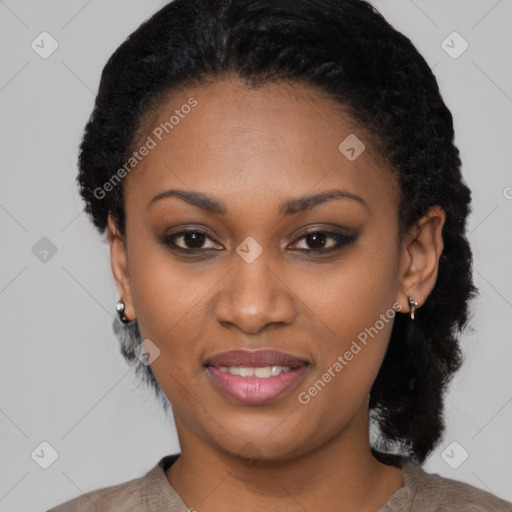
left=291, top=309, right=395, bottom=445
left=126, top=219, right=213, bottom=335
left=129, top=257, right=213, bottom=415
left=292, top=235, right=399, bottom=342
left=124, top=230, right=206, bottom=364
left=289, top=240, right=399, bottom=407
left=130, top=261, right=216, bottom=361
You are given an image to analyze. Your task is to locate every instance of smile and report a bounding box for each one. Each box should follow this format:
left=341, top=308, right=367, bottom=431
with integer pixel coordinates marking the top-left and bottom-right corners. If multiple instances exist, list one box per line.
left=217, top=365, right=291, bottom=378
left=204, top=349, right=309, bottom=405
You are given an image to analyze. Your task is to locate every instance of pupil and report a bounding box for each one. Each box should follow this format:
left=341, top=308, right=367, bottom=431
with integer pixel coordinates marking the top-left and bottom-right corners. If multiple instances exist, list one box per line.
left=307, top=232, right=326, bottom=249
left=185, top=232, right=205, bottom=248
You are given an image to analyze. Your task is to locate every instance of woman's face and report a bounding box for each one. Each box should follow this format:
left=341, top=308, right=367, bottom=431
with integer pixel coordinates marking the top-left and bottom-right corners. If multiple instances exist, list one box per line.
left=109, top=78, right=431, bottom=460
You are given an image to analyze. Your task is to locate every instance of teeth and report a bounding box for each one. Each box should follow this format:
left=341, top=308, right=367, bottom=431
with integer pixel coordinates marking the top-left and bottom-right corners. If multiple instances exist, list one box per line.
left=217, top=366, right=292, bottom=378
left=255, top=367, right=272, bottom=378
left=239, top=367, right=254, bottom=377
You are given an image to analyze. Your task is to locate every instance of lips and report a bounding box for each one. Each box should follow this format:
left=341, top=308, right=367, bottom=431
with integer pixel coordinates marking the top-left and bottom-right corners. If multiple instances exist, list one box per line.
left=204, top=349, right=310, bottom=405
left=204, top=349, right=308, bottom=369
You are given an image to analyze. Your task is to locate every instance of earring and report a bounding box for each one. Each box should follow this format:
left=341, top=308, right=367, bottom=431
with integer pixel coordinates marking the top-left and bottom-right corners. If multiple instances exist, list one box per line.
left=408, top=296, right=418, bottom=320
left=116, top=298, right=132, bottom=324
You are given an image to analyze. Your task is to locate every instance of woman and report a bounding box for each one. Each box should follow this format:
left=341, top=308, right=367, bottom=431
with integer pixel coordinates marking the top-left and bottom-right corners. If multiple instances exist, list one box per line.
left=48, top=0, right=512, bottom=510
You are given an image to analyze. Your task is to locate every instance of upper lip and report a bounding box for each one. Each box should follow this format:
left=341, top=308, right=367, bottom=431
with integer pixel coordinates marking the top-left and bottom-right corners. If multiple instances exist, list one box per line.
left=205, top=349, right=309, bottom=368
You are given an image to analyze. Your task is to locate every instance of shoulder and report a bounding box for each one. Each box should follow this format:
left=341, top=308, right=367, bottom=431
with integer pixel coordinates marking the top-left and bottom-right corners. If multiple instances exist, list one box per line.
left=402, top=462, right=512, bottom=511
left=47, top=454, right=182, bottom=512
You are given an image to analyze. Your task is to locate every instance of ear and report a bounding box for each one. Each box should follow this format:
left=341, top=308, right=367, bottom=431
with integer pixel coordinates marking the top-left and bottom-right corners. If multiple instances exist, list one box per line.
left=105, top=214, right=136, bottom=322
left=395, top=205, right=445, bottom=314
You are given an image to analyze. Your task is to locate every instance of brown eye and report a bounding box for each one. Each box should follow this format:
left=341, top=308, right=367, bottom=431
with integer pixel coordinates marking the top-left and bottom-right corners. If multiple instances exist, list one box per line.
left=288, top=231, right=357, bottom=253
left=162, top=230, right=222, bottom=251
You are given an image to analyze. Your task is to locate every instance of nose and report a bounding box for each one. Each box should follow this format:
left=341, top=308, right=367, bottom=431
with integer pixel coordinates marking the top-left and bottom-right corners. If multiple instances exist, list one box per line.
left=214, top=252, right=296, bottom=335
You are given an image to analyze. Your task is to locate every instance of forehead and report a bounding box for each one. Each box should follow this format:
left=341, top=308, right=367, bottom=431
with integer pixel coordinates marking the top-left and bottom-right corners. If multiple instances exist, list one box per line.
left=125, top=78, right=398, bottom=216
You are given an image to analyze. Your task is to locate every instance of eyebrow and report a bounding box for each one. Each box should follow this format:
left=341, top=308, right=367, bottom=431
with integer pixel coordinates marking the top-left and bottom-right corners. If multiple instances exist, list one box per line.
left=148, top=188, right=368, bottom=215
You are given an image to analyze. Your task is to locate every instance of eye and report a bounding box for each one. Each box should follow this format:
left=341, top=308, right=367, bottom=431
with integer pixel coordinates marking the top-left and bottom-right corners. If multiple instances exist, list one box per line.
left=288, top=230, right=356, bottom=253
left=161, top=228, right=357, bottom=255
left=162, top=229, right=223, bottom=251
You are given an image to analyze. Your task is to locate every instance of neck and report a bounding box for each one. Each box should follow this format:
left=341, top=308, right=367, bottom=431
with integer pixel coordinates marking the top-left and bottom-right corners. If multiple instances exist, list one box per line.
left=165, top=407, right=404, bottom=512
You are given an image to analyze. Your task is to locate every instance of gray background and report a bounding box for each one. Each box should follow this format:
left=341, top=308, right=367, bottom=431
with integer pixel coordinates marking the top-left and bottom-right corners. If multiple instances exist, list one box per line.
left=0, top=0, right=511, bottom=510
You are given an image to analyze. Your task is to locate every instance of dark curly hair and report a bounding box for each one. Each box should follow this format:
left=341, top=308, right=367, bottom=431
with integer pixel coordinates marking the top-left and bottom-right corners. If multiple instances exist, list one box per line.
left=77, top=0, right=478, bottom=465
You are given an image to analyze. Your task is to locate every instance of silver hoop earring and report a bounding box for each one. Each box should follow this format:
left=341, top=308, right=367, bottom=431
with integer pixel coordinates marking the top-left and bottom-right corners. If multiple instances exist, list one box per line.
left=408, top=296, right=418, bottom=320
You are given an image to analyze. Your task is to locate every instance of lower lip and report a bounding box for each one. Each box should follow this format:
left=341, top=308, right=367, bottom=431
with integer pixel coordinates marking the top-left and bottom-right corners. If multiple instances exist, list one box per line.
left=206, top=366, right=308, bottom=405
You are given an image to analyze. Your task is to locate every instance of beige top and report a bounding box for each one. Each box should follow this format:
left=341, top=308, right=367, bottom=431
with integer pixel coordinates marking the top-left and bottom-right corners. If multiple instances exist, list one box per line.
left=48, top=453, right=512, bottom=511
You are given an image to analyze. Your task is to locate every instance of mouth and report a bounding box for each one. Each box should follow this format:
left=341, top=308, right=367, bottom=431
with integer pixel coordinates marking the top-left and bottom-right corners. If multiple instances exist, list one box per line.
left=204, top=349, right=310, bottom=405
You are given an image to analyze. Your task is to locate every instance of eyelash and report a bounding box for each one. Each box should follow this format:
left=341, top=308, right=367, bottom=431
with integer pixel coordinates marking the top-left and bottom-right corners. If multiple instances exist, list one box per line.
left=161, top=228, right=357, bottom=255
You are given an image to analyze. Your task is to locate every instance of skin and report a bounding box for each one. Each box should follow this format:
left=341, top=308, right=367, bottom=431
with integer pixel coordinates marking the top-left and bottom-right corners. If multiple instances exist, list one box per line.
left=106, top=77, right=445, bottom=511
